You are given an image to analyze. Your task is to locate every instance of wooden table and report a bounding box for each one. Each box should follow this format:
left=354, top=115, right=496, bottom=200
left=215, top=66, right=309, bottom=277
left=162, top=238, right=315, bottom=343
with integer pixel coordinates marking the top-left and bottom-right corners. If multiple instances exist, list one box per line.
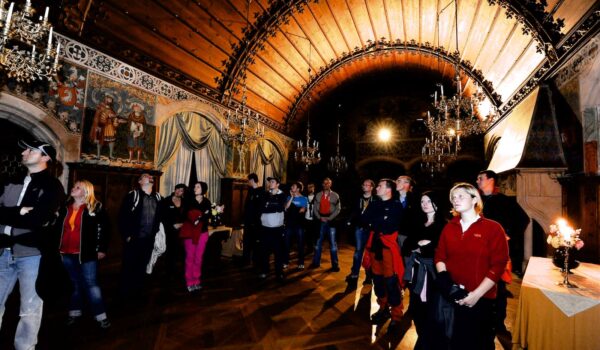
left=513, top=257, right=600, bottom=350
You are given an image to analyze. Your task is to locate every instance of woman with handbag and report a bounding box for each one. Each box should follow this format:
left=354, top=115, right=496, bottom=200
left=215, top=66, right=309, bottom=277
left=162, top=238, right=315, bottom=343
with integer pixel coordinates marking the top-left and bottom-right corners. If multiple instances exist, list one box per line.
left=434, top=183, right=509, bottom=350
left=56, top=180, right=111, bottom=329
left=403, top=191, right=447, bottom=349
left=179, top=181, right=211, bottom=292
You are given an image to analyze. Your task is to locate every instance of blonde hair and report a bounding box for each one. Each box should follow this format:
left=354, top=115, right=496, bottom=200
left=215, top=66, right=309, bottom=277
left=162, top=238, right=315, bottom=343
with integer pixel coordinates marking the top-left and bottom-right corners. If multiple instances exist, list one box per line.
left=449, top=182, right=483, bottom=216
left=74, top=180, right=99, bottom=211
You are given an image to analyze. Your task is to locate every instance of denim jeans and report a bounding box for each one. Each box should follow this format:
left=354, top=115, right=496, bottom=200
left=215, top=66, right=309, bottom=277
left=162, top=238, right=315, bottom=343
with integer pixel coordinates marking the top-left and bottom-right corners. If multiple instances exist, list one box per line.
left=0, top=250, right=43, bottom=350
left=61, top=254, right=107, bottom=320
left=312, top=221, right=338, bottom=267
left=284, top=225, right=305, bottom=265
left=350, top=227, right=370, bottom=276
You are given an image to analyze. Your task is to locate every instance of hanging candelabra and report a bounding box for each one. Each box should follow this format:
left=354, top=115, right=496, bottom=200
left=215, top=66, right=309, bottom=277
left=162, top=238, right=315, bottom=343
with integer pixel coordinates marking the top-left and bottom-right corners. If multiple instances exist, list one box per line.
left=328, top=123, right=347, bottom=175
left=422, top=0, right=495, bottom=174
left=0, top=0, right=60, bottom=82
left=294, top=111, right=320, bottom=169
left=220, top=83, right=265, bottom=147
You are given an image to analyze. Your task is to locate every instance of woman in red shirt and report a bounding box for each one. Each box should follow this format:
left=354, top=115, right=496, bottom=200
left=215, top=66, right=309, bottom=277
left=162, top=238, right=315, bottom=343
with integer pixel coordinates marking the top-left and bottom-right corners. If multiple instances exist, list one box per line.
left=57, top=180, right=110, bottom=329
left=434, top=183, right=508, bottom=350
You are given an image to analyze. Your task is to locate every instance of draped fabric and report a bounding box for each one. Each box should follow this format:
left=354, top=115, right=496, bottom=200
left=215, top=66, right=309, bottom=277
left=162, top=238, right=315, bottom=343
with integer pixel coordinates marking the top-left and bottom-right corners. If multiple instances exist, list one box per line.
left=160, top=144, right=193, bottom=196
left=194, top=147, right=222, bottom=204
left=250, top=140, right=284, bottom=184
left=157, top=112, right=227, bottom=202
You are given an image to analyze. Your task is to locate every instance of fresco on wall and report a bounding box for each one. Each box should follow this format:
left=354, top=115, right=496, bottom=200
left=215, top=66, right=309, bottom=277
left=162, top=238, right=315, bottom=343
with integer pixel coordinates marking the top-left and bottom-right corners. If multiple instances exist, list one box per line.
left=81, top=73, right=157, bottom=168
left=4, top=62, right=87, bottom=133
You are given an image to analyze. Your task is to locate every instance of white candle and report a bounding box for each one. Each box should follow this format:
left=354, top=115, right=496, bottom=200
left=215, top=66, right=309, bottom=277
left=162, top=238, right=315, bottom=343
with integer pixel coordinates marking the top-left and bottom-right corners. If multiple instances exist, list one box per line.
left=440, top=84, right=444, bottom=97
left=30, top=45, right=36, bottom=61
left=47, top=27, right=53, bottom=52
left=43, top=6, right=49, bottom=23
left=3, top=2, right=14, bottom=36
left=53, top=42, right=60, bottom=67
left=434, top=91, right=437, bottom=104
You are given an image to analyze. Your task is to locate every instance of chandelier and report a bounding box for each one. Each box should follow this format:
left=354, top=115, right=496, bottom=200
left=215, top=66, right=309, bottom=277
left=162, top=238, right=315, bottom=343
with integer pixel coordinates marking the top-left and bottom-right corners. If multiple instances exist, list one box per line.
left=294, top=105, right=320, bottom=169
left=422, top=0, right=494, bottom=173
left=328, top=123, right=347, bottom=175
left=0, top=0, right=60, bottom=82
left=220, top=83, right=265, bottom=147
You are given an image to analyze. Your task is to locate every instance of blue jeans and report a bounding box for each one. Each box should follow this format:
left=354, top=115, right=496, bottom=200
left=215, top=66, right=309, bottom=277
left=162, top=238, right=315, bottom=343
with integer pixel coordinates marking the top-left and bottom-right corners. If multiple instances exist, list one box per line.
left=0, top=250, right=43, bottom=350
left=284, top=225, right=305, bottom=265
left=312, top=221, right=338, bottom=267
left=62, top=254, right=107, bottom=320
left=350, top=227, right=370, bottom=276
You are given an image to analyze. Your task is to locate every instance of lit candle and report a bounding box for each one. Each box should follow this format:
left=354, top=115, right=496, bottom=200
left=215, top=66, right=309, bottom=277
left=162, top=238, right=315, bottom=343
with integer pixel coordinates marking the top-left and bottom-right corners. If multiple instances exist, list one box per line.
left=3, top=2, right=14, bottom=36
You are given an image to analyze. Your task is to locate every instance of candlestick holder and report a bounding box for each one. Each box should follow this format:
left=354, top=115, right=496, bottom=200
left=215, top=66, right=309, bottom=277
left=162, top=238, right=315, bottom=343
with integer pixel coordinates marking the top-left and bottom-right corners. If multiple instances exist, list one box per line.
left=556, top=246, right=578, bottom=288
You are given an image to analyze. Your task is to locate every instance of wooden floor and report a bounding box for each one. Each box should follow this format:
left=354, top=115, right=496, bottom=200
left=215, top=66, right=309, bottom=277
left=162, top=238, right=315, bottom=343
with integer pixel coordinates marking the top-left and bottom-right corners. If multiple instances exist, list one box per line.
left=0, top=243, right=520, bottom=350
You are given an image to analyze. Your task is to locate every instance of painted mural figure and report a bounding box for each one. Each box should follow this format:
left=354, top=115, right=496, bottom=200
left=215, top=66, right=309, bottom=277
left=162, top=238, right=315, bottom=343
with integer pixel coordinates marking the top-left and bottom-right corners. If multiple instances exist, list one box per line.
left=127, top=103, right=147, bottom=163
left=90, top=94, right=121, bottom=159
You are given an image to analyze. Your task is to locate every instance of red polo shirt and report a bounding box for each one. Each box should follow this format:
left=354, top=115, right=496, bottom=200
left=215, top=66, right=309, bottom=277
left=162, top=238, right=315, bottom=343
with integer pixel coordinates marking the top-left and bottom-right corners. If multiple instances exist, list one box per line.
left=434, top=215, right=509, bottom=299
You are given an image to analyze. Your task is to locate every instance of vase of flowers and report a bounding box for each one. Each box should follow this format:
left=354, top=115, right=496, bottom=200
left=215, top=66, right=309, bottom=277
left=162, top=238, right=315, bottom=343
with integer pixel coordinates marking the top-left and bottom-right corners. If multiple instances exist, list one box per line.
left=210, top=204, right=225, bottom=228
left=547, top=218, right=584, bottom=287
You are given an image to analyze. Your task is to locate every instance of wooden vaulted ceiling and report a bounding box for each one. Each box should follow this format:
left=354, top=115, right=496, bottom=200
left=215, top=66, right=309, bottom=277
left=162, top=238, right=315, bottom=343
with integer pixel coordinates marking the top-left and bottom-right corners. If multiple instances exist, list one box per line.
left=57, top=0, right=598, bottom=130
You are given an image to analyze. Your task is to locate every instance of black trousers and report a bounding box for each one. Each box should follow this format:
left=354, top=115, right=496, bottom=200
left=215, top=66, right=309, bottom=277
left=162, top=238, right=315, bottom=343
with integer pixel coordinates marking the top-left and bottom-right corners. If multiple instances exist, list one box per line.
left=258, top=226, right=285, bottom=276
left=242, top=223, right=260, bottom=266
left=450, top=297, right=495, bottom=350
left=119, top=236, right=154, bottom=299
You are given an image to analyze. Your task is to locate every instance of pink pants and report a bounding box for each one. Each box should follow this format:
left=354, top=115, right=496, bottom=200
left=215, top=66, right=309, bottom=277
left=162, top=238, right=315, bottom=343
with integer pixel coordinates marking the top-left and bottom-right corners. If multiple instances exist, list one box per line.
left=183, top=233, right=209, bottom=287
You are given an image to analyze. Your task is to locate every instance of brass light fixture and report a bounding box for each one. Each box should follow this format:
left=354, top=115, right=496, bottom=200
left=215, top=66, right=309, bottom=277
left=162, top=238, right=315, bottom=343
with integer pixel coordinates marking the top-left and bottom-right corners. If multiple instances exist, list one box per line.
left=0, top=0, right=60, bottom=82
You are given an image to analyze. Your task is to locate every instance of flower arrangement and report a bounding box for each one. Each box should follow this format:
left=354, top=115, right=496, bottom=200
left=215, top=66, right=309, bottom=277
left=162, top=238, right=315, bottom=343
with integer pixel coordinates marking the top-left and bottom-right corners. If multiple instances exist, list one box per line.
left=547, top=218, right=584, bottom=250
left=210, top=204, right=225, bottom=228
left=211, top=204, right=225, bottom=216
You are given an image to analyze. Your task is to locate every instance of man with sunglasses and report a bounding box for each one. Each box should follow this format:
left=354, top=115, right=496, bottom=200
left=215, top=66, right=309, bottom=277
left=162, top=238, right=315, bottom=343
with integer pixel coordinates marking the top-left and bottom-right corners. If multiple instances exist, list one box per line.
left=0, top=139, right=65, bottom=350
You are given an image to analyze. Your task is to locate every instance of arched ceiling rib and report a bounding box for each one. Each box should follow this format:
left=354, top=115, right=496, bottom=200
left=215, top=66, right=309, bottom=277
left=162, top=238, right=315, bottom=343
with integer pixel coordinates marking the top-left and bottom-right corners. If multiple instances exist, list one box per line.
left=57, top=0, right=598, bottom=129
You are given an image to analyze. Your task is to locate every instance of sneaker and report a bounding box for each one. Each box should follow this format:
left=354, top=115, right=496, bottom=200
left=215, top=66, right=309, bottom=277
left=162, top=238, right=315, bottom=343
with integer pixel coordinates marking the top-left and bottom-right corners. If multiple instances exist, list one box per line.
left=331, top=265, right=340, bottom=272
left=371, top=307, right=391, bottom=324
left=66, top=316, right=80, bottom=326
left=282, top=264, right=289, bottom=270
left=193, top=284, right=203, bottom=291
left=187, top=285, right=195, bottom=292
left=97, top=319, right=111, bottom=329
left=297, top=264, right=305, bottom=270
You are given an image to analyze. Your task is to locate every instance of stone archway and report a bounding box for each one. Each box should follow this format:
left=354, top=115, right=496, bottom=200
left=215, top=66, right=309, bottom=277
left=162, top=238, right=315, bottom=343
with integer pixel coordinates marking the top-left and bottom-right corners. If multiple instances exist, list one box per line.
left=0, top=93, right=81, bottom=186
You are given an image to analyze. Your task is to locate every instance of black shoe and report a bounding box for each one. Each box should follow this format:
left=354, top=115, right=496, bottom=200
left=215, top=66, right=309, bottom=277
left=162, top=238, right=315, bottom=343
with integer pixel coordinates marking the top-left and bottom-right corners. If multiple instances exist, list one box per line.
left=345, top=274, right=358, bottom=282
left=331, top=265, right=340, bottom=272
left=363, top=278, right=373, bottom=286
left=371, top=307, right=391, bottom=324
left=387, top=320, right=400, bottom=334
left=97, top=319, right=111, bottom=329
left=66, top=316, right=80, bottom=326
left=309, top=263, right=320, bottom=269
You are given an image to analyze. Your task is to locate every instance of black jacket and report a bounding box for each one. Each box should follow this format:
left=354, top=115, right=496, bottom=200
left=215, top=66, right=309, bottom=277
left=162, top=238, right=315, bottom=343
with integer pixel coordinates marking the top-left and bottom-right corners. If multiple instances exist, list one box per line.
left=55, top=202, right=110, bottom=263
left=118, top=189, right=162, bottom=241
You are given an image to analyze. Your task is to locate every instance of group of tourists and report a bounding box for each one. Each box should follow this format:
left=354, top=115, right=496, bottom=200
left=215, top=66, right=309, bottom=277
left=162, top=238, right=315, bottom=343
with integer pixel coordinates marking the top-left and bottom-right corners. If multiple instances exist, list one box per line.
left=241, top=172, right=528, bottom=350
left=0, top=137, right=529, bottom=350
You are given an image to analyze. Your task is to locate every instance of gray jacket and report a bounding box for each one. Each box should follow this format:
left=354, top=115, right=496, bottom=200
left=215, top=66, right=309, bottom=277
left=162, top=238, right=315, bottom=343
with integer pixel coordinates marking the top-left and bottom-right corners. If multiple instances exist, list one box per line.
left=313, top=190, right=341, bottom=221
